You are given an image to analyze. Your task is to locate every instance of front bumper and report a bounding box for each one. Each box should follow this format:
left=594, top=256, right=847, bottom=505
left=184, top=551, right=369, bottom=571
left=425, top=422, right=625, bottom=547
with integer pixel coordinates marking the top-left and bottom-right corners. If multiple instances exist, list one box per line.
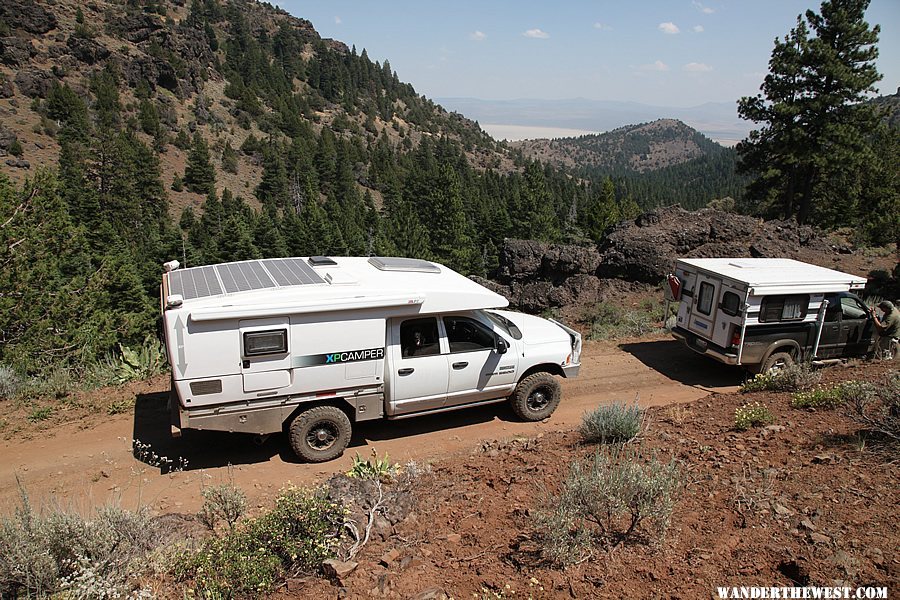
left=671, top=328, right=739, bottom=366
left=563, top=363, right=581, bottom=378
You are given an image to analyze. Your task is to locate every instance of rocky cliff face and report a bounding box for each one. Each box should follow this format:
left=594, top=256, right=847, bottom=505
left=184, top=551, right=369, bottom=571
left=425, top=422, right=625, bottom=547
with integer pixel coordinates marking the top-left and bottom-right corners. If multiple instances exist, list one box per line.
left=482, top=207, right=843, bottom=313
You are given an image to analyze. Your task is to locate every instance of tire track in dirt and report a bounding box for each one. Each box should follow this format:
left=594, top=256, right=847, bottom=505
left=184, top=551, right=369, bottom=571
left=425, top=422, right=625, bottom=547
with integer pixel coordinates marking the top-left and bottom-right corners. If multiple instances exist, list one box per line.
left=0, top=337, right=742, bottom=515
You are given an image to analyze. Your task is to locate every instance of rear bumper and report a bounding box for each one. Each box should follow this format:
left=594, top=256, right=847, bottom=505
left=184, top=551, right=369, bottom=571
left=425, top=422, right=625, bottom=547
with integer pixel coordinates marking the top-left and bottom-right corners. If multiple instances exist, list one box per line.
left=672, top=328, right=740, bottom=366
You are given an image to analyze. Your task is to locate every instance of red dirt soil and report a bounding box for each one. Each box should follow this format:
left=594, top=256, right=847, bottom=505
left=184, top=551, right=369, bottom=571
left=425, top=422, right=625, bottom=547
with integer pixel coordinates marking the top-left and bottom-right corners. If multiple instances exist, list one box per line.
left=294, top=361, right=898, bottom=599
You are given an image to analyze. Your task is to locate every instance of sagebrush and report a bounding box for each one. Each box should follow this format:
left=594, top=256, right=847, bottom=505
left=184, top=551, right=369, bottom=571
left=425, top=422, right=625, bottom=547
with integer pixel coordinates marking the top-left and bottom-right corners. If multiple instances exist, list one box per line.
left=579, top=403, right=642, bottom=444
left=533, top=446, right=680, bottom=566
left=199, top=482, right=247, bottom=530
left=0, top=490, right=162, bottom=598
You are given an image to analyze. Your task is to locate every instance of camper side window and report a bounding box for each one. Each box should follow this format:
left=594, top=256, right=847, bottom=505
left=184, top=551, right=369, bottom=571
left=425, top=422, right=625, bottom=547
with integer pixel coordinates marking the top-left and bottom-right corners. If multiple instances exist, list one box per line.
left=400, top=318, right=441, bottom=358
left=759, top=295, right=809, bottom=322
left=697, top=282, right=715, bottom=316
left=721, top=291, right=741, bottom=317
left=243, top=329, right=288, bottom=356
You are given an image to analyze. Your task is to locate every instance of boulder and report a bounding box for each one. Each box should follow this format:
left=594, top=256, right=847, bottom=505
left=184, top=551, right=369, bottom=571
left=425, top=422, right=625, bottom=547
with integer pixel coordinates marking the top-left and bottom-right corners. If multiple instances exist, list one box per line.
left=66, top=36, right=110, bottom=64
left=0, top=0, right=57, bottom=34
left=0, top=36, right=36, bottom=66
left=0, top=127, right=17, bottom=150
left=14, top=69, right=55, bottom=98
left=0, top=77, right=13, bottom=98
left=599, top=206, right=832, bottom=283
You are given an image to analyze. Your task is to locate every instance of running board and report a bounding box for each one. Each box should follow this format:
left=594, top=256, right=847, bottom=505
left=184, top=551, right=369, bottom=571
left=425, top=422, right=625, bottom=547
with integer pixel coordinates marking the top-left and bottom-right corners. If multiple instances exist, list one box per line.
left=387, top=397, right=507, bottom=420
left=811, top=359, right=843, bottom=366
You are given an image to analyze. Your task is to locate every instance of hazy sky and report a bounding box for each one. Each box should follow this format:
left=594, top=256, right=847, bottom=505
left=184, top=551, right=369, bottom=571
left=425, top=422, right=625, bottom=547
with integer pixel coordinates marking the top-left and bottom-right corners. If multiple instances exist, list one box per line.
left=276, top=0, right=899, bottom=108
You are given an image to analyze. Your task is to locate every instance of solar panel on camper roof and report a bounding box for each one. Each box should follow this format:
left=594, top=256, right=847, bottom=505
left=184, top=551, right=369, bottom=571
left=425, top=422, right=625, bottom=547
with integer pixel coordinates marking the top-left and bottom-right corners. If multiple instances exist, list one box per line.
left=167, top=258, right=325, bottom=300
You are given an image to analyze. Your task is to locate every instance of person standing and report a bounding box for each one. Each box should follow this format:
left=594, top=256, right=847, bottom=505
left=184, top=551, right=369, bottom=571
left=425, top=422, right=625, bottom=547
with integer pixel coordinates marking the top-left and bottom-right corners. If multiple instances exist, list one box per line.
left=872, top=300, right=900, bottom=360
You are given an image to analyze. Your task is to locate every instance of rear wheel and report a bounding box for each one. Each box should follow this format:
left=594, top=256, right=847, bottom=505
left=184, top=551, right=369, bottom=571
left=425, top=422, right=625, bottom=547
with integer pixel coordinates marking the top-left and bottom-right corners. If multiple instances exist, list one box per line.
left=289, top=405, right=352, bottom=463
left=510, top=372, right=561, bottom=421
left=761, top=351, right=794, bottom=374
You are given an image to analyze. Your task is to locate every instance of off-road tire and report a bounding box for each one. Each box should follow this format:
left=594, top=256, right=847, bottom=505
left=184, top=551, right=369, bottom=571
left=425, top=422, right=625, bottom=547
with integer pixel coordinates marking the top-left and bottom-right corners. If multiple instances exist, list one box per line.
left=510, top=372, right=562, bottom=421
left=761, top=351, right=794, bottom=374
left=289, top=405, right=352, bottom=463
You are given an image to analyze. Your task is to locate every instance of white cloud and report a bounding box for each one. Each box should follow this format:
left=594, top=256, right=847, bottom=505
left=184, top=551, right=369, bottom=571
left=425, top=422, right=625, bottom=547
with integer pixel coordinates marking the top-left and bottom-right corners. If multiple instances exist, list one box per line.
left=693, top=25, right=704, bottom=33
left=470, top=30, right=486, bottom=41
left=684, top=62, right=713, bottom=72
left=692, top=1, right=715, bottom=14
left=658, top=22, right=680, bottom=34
left=593, top=22, right=612, bottom=31
left=523, top=28, right=550, bottom=39
left=334, top=16, right=342, bottom=24
left=640, top=60, right=670, bottom=72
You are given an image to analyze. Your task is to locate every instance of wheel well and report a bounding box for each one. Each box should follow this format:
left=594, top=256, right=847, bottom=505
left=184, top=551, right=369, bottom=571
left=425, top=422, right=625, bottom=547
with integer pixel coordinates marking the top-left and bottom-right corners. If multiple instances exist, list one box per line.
left=520, top=363, right=564, bottom=381
left=283, top=398, right=355, bottom=432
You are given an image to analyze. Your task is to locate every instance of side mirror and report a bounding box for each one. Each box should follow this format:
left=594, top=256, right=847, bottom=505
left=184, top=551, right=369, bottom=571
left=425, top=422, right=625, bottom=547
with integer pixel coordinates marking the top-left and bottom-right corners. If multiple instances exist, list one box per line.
left=495, top=337, right=508, bottom=355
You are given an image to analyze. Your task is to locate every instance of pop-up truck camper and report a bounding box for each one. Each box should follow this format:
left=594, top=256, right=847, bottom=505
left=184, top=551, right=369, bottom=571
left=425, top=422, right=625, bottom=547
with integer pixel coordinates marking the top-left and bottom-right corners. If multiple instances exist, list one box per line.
left=160, top=256, right=581, bottom=462
left=668, top=258, right=876, bottom=373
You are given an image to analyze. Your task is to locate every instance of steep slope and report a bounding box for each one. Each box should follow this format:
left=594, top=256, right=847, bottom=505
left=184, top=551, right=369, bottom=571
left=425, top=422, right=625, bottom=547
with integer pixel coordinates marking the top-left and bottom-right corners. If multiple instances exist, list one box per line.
left=0, top=0, right=510, bottom=208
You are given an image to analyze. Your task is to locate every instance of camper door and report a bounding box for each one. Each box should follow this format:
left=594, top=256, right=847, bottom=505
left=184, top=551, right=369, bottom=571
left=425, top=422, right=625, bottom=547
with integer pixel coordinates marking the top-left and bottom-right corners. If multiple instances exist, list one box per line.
left=239, top=317, right=292, bottom=393
left=687, top=273, right=720, bottom=340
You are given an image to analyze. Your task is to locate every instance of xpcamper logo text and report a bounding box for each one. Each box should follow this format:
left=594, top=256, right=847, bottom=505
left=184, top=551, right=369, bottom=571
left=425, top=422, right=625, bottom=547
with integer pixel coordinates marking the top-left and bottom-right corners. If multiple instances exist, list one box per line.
left=293, top=347, right=385, bottom=368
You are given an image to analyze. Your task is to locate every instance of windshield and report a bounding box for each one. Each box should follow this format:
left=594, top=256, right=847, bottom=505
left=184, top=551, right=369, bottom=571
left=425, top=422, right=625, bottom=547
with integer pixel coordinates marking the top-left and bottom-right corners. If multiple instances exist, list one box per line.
left=483, top=310, right=523, bottom=340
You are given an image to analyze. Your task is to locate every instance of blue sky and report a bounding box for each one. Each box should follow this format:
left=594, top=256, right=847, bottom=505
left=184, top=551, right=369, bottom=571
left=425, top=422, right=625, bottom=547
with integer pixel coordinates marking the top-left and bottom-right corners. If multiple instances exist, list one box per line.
left=277, top=1, right=899, bottom=108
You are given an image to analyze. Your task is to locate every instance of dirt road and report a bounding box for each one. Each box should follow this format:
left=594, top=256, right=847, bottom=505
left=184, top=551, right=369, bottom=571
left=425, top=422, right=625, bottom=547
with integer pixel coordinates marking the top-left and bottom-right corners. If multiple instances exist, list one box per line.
left=0, top=337, right=742, bottom=515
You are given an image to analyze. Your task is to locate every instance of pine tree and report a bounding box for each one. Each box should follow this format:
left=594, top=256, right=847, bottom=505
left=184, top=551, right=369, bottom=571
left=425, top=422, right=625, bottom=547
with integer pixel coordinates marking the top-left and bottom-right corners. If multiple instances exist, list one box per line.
left=737, top=0, right=882, bottom=226
left=184, top=132, right=217, bottom=195
left=579, top=177, right=619, bottom=241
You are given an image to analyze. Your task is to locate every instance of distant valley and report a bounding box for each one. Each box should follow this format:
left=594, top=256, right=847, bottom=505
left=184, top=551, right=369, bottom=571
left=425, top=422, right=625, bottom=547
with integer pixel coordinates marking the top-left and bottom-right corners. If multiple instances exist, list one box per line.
left=436, top=96, right=752, bottom=145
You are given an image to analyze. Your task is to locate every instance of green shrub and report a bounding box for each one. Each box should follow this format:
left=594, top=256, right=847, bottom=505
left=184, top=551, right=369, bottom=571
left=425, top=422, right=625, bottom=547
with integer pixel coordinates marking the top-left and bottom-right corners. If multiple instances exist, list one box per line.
left=791, top=381, right=871, bottom=409
left=532, top=447, right=680, bottom=566
left=0, top=493, right=161, bottom=598
left=583, top=300, right=671, bottom=341
left=8, top=139, right=23, bottom=158
left=27, top=406, right=53, bottom=422
left=199, top=482, right=247, bottom=530
left=579, top=403, right=642, bottom=444
left=740, top=363, right=820, bottom=393
left=734, top=402, right=774, bottom=430
left=178, top=485, right=346, bottom=597
left=347, top=450, right=398, bottom=481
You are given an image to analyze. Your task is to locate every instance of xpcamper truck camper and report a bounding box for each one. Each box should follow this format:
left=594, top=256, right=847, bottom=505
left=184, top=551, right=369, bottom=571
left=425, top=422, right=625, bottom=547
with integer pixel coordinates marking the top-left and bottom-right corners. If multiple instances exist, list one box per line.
left=160, top=256, right=581, bottom=462
left=668, top=258, right=875, bottom=373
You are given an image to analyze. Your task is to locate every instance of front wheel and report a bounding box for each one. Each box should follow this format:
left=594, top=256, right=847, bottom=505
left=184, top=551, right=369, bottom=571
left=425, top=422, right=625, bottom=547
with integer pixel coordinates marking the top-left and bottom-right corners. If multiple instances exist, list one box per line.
left=510, top=372, right=562, bottom=421
left=289, top=405, right=352, bottom=463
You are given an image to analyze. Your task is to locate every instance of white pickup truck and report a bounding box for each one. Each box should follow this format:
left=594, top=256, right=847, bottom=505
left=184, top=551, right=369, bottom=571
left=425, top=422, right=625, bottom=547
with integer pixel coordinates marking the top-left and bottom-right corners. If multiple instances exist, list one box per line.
left=160, top=256, right=581, bottom=462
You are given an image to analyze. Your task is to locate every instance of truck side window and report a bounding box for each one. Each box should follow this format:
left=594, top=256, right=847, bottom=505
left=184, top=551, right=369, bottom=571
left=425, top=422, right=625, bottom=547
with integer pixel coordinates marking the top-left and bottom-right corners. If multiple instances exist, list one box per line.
left=697, top=282, right=715, bottom=315
left=400, top=318, right=441, bottom=357
left=720, top=291, right=741, bottom=316
left=840, top=297, right=867, bottom=320
left=445, top=316, right=495, bottom=353
left=760, top=295, right=809, bottom=322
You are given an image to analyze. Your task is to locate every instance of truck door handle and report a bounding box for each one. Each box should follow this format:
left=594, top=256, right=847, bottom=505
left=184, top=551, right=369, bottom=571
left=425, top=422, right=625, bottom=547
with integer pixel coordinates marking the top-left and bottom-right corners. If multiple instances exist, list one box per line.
left=452, top=361, right=468, bottom=369
left=398, top=368, right=414, bottom=376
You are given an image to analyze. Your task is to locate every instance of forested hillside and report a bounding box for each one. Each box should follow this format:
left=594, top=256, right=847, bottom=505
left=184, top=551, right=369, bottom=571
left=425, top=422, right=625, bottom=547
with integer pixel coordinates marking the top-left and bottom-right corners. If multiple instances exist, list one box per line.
left=0, top=0, right=638, bottom=376
left=511, top=120, right=749, bottom=210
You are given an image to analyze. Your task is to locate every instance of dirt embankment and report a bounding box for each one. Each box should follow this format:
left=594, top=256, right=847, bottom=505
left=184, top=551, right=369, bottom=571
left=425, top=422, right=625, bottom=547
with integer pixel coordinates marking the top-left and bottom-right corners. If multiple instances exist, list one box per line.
left=297, top=361, right=898, bottom=599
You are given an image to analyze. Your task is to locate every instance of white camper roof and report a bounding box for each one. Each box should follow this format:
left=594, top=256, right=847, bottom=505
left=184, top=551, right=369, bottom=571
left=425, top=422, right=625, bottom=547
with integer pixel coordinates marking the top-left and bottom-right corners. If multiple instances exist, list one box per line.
left=676, top=258, right=867, bottom=295
left=162, top=256, right=508, bottom=321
